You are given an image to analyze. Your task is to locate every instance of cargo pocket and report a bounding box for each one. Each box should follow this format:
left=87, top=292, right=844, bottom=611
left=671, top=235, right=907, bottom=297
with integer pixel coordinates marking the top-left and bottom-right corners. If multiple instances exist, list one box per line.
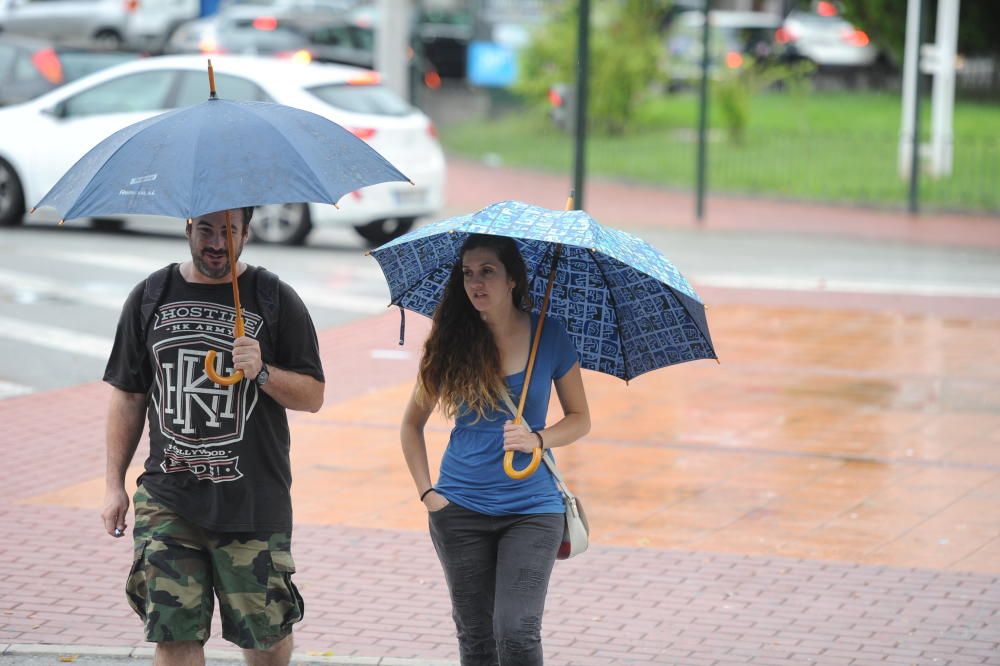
left=260, top=549, right=304, bottom=647
left=125, top=540, right=149, bottom=620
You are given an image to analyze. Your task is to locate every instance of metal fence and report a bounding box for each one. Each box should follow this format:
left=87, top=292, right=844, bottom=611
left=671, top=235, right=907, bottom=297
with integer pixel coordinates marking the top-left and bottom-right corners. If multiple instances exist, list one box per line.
left=585, top=130, right=1000, bottom=214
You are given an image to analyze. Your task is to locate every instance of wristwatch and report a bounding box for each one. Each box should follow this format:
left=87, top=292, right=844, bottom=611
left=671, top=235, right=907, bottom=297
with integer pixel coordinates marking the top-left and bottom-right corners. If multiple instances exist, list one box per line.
left=254, top=363, right=270, bottom=387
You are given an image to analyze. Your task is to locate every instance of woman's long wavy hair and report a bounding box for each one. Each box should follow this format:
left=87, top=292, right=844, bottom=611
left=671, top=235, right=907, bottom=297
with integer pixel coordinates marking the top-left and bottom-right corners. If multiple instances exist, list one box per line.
left=417, top=234, right=532, bottom=421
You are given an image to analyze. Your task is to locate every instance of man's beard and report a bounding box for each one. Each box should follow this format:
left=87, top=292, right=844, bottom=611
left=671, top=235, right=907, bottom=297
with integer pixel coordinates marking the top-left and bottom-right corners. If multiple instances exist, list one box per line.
left=191, top=243, right=242, bottom=279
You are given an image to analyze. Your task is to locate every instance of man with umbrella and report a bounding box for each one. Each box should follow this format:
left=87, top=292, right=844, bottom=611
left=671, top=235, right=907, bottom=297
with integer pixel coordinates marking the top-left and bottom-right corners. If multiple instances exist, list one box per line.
left=100, top=207, right=325, bottom=665
left=30, top=62, right=413, bottom=663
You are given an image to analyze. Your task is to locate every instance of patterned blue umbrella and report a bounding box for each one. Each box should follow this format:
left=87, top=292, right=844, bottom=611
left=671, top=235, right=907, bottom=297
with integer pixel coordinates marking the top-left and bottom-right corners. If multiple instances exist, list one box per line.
left=370, top=200, right=717, bottom=383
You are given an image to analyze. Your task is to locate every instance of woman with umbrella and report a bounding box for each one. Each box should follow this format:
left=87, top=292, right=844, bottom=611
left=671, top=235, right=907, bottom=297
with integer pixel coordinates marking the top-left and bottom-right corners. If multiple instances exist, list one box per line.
left=400, top=233, right=591, bottom=666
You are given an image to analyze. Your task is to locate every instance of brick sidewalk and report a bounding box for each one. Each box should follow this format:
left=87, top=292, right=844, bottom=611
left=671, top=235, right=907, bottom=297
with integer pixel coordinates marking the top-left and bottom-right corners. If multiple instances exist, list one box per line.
left=444, top=157, right=1000, bottom=249
left=2, top=304, right=1000, bottom=664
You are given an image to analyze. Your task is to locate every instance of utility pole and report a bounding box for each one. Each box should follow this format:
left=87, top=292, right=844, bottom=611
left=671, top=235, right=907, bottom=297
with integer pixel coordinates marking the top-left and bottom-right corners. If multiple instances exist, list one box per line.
left=571, top=0, right=590, bottom=211
left=376, top=0, right=412, bottom=102
left=899, top=0, right=925, bottom=214
left=695, top=3, right=711, bottom=222
left=928, top=0, right=960, bottom=176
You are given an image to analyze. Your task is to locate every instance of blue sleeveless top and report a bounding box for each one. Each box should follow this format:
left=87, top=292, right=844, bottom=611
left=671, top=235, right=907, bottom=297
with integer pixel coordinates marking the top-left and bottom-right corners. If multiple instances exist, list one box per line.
left=435, top=314, right=579, bottom=515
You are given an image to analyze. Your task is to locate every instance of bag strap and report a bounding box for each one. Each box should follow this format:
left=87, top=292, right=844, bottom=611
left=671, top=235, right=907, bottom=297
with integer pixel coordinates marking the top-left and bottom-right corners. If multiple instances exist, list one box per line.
left=139, top=263, right=177, bottom=341
left=498, top=390, right=576, bottom=501
left=253, top=266, right=281, bottom=351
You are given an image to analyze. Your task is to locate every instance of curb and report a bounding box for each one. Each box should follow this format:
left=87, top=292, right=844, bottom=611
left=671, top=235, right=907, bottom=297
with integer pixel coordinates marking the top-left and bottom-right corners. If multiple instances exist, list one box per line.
left=0, top=644, right=459, bottom=666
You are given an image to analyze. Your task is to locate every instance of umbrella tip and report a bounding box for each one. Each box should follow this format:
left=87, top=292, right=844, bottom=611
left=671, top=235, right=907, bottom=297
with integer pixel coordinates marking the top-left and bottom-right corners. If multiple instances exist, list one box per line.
left=29, top=207, right=36, bottom=214
left=565, top=192, right=575, bottom=211
left=333, top=202, right=340, bottom=210
left=58, top=219, right=65, bottom=225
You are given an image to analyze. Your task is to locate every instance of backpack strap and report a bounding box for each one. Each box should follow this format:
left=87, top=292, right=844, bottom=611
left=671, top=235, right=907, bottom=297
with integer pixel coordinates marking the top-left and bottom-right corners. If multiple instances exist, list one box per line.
left=139, top=263, right=177, bottom=341
left=254, top=266, right=281, bottom=352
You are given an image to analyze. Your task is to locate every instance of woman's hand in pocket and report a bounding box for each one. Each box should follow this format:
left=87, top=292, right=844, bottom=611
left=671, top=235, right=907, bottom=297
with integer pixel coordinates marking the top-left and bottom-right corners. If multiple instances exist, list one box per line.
left=424, top=491, right=450, bottom=513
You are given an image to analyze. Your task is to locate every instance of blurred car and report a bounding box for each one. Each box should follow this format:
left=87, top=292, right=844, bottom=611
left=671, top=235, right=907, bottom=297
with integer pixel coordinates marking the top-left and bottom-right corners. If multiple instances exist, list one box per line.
left=777, top=1, right=877, bottom=69
left=219, top=0, right=355, bottom=15
left=124, top=0, right=200, bottom=53
left=167, top=10, right=441, bottom=88
left=0, top=33, right=141, bottom=104
left=0, top=54, right=445, bottom=245
left=0, top=0, right=132, bottom=49
left=662, top=10, right=782, bottom=89
left=166, top=11, right=320, bottom=59
left=348, top=4, right=469, bottom=81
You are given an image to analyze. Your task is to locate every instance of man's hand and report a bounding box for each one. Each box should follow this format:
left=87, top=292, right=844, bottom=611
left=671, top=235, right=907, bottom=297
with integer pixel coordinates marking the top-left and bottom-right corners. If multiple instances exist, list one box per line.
left=503, top=420, right=538, bottom=453
left=102, top=486, right=130, bottom=537
left=232, top=336, right=263, bottom=380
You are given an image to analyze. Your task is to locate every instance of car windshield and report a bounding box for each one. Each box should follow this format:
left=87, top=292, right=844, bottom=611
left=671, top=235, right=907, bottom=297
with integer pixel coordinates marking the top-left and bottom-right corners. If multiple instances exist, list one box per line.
left=307, top=83, right=412, bottom=116
left=59, top=51, right=142, bottom=82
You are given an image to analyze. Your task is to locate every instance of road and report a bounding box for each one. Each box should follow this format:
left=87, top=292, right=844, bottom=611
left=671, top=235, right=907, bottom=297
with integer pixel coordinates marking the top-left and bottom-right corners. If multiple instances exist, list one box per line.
left=2, top=211, right=1000, bottom=397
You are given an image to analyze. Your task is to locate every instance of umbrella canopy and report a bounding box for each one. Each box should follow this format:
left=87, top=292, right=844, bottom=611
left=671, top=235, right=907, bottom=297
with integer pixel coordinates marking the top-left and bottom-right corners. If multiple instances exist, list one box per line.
left=370, top=200, right=717, bottom=383
left=33, top=97, right=410, bottom=221
left=33, top=69, right=410, bottom=386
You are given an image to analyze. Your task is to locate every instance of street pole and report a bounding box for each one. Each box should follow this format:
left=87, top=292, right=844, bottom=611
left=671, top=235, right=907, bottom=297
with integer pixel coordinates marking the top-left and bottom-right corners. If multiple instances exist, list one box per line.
left=572, top=0, right=590, bottom=211
left=695, top=3, right=711, bottom=222
left=375, top=0, right=411, bottom=103
left=929, top=0, right=960, bottom=176
left=900, top=0, right=928, bottom=214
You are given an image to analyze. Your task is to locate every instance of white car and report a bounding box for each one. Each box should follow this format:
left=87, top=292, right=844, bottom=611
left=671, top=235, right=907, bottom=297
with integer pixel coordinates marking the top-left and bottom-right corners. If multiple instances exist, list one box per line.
left=0, top=54, right=446, bottom=245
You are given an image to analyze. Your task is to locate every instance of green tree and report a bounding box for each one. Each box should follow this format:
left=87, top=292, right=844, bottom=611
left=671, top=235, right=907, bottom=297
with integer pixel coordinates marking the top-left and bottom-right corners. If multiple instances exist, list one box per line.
left=516, top=1, right=670, bottom=134
left=838, top=0, right=1000, bottom=65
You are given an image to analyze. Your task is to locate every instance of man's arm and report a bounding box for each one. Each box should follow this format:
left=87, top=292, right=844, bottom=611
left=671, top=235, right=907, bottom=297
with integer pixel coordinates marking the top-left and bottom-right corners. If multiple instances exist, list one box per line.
left=101, top=387, right=147, bottom=537
left=260, top=365, right=325, bottom=413
left=232, top=335, right=324, bottom=412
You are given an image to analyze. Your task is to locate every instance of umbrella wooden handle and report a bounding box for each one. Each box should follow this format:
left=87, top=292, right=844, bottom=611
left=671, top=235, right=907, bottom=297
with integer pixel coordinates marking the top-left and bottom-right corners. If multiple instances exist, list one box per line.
left=202, top=209, right=245, bottom=385
left=204, top=350, right=244, bottom=386
left=503, top=448, right=542, bottom=480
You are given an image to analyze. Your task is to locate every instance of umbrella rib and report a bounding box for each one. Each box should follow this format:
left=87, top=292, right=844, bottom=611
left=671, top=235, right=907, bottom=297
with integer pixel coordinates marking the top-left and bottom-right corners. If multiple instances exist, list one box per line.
left=588, top=251, right=633, bottom=382
left=54, top=109, right=183, bottom=219
left=672, top=291, right=719, bottom=361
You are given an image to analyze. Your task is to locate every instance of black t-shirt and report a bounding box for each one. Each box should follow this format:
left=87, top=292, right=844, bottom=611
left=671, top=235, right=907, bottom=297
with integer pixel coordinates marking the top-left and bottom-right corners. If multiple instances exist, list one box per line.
left=103, top=265, right=324, bottom=532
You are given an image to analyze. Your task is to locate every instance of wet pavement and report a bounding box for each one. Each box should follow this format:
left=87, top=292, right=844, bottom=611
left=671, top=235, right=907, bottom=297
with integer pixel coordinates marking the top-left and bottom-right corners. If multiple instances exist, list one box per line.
left=1, top=161, right=999, bottom=663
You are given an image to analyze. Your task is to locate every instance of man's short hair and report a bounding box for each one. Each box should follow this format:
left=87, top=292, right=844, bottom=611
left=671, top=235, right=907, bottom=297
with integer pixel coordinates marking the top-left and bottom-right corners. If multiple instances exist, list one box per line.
left=241, top=207, right=254, bottom=230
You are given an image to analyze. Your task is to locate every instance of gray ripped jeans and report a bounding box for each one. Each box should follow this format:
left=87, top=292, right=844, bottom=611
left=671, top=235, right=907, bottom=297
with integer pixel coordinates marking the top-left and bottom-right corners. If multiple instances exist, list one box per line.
left=429, top=501, right=564, bottom=666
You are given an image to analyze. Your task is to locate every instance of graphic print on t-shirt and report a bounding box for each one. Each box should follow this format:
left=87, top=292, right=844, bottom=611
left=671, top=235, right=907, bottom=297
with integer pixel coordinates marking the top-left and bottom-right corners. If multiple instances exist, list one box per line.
left=150, top=300, right=264, bottom=483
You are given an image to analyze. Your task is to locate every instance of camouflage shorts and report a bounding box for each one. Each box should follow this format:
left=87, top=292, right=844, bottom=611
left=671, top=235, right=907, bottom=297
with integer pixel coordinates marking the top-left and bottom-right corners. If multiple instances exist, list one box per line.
left=126, top=486, right=304, bottom=649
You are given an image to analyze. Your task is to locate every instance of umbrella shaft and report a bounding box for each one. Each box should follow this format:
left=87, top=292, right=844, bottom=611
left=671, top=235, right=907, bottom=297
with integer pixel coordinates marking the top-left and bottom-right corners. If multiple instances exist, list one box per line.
left=224, top=209, right=245, bottom=338
left=514, top=244, right=563, bottom=422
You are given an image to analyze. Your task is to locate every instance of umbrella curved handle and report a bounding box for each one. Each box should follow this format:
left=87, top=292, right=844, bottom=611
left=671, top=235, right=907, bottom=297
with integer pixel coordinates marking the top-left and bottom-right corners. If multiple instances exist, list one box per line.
left=503, top=448, right=542, bottom=480
left=204, top=350, right=244, bottom=386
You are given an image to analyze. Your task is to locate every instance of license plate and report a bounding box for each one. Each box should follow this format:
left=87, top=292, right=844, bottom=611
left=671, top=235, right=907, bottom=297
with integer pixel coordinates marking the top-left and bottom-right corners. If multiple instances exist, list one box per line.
left=393, top=188, right=428, bottom=205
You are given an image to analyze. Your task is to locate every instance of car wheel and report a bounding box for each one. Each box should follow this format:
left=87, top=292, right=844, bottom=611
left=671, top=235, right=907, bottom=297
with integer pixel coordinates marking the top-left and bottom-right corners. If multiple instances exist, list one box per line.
left=251, top=203, right=312, bottom=245
left=353, top=217, right=415, bottom=247
left=0, top=158, right=25, bottom=227
left=94, top=29, right=124, bottom=50
left=90, top=217, right=124, bottom=232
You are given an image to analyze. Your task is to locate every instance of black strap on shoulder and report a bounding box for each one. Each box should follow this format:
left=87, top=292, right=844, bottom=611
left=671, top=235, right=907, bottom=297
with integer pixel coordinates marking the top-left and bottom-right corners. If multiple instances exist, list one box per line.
left=139, top=263, right=177, bottom=341
left=254, top=266, right=281, bottom=350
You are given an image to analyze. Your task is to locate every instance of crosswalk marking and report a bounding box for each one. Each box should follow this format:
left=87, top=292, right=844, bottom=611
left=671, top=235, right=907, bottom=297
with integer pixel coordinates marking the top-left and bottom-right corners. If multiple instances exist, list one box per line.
left=0, top=316, right=114, bottom=359
left=0, top=380, right=33, bottom=399
left=0, top=268, right=127, bottom=310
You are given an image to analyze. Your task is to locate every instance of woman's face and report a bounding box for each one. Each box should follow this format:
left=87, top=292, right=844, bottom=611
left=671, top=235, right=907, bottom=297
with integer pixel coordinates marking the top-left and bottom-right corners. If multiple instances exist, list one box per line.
left=462, top=246, right=515, bottom=314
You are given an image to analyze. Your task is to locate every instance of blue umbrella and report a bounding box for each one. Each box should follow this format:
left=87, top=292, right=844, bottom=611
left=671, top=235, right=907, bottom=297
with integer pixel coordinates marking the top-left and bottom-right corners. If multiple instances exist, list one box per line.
left=34, top=62, right=409, bottom=384
left=370, top=199, right=717, bottom=478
